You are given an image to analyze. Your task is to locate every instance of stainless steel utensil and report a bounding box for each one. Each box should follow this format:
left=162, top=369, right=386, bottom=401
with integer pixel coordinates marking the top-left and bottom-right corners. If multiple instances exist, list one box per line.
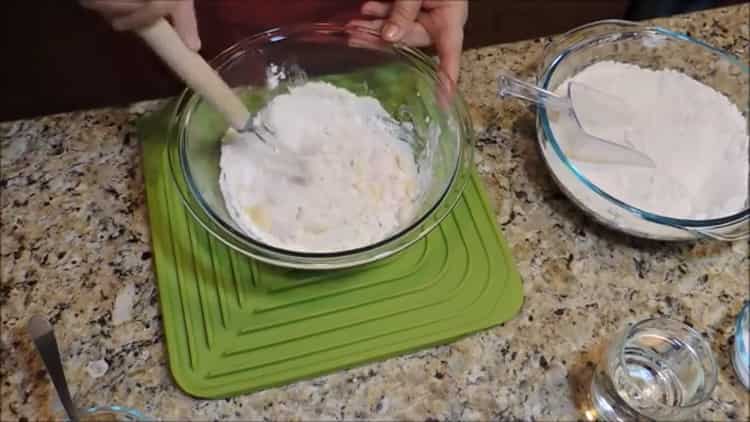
left=27, top=315, right=80, bottom=422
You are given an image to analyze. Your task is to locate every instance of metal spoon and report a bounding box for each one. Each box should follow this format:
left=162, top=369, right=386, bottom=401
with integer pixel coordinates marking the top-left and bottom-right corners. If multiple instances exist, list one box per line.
left=136, top=18, right=308, bottom=182
left=497, top=72, right=655, bottom=168
left=27, top=315, right=80, bottom=422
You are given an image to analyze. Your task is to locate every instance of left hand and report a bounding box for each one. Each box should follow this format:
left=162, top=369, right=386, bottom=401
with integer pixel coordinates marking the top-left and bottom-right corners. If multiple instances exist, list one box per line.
left=350, top=0, right=469, bottom=83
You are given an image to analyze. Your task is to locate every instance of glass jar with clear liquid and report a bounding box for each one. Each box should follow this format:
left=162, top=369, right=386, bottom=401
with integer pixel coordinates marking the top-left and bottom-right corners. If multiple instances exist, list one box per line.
left=733, top=301, right=750, bottom=390
left=590, top=318, right=718, bottom=421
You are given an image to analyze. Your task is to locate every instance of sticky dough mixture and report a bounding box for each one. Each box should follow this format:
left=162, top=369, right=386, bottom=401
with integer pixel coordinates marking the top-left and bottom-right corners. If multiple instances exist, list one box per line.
left=219, top=82, right=421, bottom=252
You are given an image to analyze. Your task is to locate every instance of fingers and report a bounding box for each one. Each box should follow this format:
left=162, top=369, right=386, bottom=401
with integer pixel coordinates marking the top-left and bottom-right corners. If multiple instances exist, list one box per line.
left=417, top=2, right=467, bottom=83
left=347, top=18, right=384, bottom=33
left=80, top=0, right=201, bottom=50
left=110, top=0, right=172, bottom=31
left=361, top=1, right=392, bottom=18
left=345, top=20, right=386, bottom=50
left=79, top=0, right=141, bottom=19
left=361, top=0, right=433, bottom=46
left=382, top=0, right=423, bottom=42
left=434, top=68, right=457, bottom=110
left=171, top=0, right=201, bottom=51
left=416, top=14, right=463, bottom=99
left=356, top=0, right=465, bottom=105
left=400, top=23, right=431, bottom=47
left=348, top=18, right=431, bottom=47
left=434, top=28, right=463, bottom=83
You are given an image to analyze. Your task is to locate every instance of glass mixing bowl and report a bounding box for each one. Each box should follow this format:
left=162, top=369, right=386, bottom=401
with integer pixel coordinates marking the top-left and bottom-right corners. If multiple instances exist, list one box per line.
left=536, top=20, right=749, bottom=241
left=167, top=24, right=473, bottom=269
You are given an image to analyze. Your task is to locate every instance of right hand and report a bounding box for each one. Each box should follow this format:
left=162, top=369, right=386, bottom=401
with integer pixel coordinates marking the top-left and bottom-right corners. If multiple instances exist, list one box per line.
left=351, top=0, right=468, bottom=84
left=80, top=0, right=201, bottom=51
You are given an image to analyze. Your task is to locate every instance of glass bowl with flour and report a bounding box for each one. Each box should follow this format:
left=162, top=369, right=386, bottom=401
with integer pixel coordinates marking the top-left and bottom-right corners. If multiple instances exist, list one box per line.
left=168, top=24, right=473, bottom=269
left=536, top=20, right=749, bottom=241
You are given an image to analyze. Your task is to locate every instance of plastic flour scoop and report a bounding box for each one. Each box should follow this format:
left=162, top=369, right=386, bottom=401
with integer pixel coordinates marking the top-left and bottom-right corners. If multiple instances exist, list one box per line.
left=497, top=72, right=655, bottom=168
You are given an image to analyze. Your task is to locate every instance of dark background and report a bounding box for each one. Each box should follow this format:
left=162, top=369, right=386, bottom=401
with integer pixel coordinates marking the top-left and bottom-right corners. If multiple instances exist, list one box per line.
left=1, top=0, right=745, bottom=121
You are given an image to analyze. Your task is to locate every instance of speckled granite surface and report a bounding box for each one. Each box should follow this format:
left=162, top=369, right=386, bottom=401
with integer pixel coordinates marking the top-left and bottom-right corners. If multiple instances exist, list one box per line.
left=2, top=5, right=749, bottom=421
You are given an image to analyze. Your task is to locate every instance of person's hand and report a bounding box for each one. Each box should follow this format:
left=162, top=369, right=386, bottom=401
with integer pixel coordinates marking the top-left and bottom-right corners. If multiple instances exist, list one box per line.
left=351, top=0, right=468, bottom=83
left=80, top=0, right=201, bottom=51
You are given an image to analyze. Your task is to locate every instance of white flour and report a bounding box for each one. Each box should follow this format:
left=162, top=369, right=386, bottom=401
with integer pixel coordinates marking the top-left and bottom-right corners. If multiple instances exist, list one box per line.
left=549, top=61, right=749, bottom=220
left=219, top=82, right=421, bottom=252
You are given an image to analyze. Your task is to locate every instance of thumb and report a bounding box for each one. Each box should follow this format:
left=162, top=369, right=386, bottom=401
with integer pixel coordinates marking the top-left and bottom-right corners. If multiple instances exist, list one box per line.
left=383, top=0, right=422, bottom=42
left=171, top=0, right=201, bottom=51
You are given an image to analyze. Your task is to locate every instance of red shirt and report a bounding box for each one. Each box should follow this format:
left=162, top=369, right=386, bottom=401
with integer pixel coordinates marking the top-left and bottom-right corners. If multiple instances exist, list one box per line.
left=199, top=0, right=364, bottom=57
left=4, top=0, right=367, bottom=119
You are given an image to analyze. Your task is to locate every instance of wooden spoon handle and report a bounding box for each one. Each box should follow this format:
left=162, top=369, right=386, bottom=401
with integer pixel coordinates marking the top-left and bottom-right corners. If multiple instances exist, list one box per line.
left=137, top=18, right=249, bottom=130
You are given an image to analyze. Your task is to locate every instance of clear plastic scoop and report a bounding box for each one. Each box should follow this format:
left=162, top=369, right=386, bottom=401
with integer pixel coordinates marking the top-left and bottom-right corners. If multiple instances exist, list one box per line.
left=497, top=72, right=655, bottom=168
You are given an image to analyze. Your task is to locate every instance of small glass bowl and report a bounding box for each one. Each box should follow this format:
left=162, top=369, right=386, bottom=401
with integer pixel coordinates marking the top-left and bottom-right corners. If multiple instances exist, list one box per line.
left=74, top=405, right=149, bottom=422
left=536, top=20, right=749, bottom=241
left=167, top=23, right=474, bottom=269
left=591, top=318, right=718, bottom=421
left=733, top=301, right=750, bottom=390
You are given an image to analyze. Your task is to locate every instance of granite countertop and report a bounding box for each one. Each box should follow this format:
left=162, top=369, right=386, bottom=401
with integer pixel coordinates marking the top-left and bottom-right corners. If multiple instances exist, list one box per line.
left=2, top=5, right=748, bottom=421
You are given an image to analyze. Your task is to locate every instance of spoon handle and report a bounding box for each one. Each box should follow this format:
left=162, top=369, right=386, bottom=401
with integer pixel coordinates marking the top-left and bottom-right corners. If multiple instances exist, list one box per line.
left=496, top=72, right=571, bottom=111
left=28, top=315, right=80, bottom=422
left=136, top=18, right=250, bottom=131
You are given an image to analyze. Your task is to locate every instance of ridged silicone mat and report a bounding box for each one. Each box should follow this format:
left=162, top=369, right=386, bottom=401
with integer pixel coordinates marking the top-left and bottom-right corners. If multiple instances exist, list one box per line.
left=137, top=104, right=524, bottom=399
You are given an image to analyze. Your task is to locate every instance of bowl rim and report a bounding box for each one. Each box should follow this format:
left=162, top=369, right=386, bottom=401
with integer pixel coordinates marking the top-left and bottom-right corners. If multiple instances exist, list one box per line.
left=733, top=301, right=750, bottom=389
left=537, top=19, right=750, bottom=233
left=169, top=22, right=473, bottom=265
left=79, top=405, right=150, bottom=421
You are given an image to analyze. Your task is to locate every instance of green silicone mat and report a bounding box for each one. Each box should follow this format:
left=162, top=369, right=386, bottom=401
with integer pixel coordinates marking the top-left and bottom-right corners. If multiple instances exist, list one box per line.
left=137, top=104, right=523, bottom=399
